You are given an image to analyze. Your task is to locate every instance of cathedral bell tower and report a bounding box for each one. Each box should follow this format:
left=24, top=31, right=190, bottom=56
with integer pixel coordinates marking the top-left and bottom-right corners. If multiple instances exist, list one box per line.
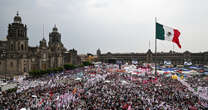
left=48, top=25, right=64, bottom=51
left=7, top=12, right=29, bottom=52
left=40, top=37, right=47, bottom=49
left=49, top=25, right=62, bottom=46
left=97, top=48, right=101, bottom=56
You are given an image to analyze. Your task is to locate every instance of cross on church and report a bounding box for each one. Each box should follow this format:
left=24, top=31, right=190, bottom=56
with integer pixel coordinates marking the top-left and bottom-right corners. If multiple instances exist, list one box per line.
left=17, top=11, right=19, bottom=16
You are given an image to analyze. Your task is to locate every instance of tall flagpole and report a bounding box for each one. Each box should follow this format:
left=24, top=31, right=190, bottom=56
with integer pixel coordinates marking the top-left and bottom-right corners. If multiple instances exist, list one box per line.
left=43, top=24, right=45, bottom=38
left=173, top=44, right=174, bottom=52
left=155, top=17, right=157, bottom=75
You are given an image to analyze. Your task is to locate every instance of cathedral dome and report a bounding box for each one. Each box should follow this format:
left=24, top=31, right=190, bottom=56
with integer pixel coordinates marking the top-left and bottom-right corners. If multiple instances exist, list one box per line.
left=13, top=12, right=22, bottom=23
left=53, top=25, right=58, bottom=32
left=42, top=37, right=46, bottom=42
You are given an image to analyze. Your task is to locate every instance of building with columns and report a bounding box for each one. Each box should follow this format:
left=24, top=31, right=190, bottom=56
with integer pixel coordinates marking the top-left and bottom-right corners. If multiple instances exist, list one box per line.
left=0, top=13, right=80, bottom=77
left=97, top=49, right=208, bottom=65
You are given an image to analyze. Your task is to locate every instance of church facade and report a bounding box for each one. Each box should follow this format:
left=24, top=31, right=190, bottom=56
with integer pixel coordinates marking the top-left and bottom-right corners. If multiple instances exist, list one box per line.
left=0, top=13, right=80, bottom=77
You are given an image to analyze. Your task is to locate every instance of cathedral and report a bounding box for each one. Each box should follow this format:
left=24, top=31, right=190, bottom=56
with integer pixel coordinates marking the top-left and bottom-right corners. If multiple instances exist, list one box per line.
left=0, top=12, right=80, bottom=76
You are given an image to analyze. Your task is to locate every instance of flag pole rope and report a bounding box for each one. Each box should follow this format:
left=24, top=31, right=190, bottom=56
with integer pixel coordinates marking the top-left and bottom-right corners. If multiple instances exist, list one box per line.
left=155, top=17, right=157, bottom=75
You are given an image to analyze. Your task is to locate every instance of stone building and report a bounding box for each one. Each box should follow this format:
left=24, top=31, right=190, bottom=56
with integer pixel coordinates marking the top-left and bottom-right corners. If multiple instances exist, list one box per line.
left=64, top=49, right=81, bottom=65
left=97, top=49, right=208, bottom=65
left=0, top=13, right=80, bottom=77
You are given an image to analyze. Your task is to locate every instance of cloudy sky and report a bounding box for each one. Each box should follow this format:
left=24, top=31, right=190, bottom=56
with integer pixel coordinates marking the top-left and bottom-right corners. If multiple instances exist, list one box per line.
left=0, top=0, right=207, bottom=54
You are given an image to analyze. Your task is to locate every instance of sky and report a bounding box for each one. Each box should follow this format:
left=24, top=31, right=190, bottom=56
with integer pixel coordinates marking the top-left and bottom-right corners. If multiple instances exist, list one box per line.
left=0, top=0, right=208, bottom=54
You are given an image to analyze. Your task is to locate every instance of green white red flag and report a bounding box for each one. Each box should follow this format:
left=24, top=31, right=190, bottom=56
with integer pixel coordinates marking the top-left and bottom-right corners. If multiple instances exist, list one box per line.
left=156, top=22, right=181, bottom=48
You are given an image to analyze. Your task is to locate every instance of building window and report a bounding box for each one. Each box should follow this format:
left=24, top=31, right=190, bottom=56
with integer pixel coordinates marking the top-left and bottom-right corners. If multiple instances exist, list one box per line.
left=10, top=62, right=13, bottom=67
left=21, top=44, right=24, bottom=50
left=11, top=44, right=14, bottom=50
left=24, top=67, right=26, bottom=72
left=0, top=61, right=1, bottom=65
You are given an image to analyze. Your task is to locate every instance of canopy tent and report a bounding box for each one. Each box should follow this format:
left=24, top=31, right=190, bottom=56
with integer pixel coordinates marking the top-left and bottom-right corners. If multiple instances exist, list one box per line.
left=75, top=78, right=82, bottom=81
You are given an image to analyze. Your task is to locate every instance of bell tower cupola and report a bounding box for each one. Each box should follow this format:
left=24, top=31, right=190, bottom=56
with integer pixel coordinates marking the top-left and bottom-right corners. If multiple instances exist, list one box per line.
left=49, top=25, right=62, bottom=47
left=7, top=12, right=29, bottom=52
left=13, top=11, right=22, bottom=24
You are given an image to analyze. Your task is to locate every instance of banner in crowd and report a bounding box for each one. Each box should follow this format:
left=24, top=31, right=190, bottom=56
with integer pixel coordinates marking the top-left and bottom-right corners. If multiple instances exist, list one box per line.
left=177, top=78, right=208, bottom=100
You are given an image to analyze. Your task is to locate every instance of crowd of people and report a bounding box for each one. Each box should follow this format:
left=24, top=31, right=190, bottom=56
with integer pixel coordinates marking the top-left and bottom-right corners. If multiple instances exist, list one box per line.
left=0, top=64, right=208, bottom=110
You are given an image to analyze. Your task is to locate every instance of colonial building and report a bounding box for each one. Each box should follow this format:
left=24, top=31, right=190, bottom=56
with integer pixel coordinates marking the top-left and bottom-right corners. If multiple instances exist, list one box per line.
left=64, top=49, right=81, bottom=65
left=79, top=53, right=97, bottom=63
left=0, top=13, right=80, bottom=76
left=97, top=49, right=208, bottom=65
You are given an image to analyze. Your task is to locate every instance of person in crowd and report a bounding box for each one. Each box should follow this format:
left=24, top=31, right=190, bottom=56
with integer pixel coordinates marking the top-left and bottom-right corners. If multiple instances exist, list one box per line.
left=0, top=64, right=207, bottom=110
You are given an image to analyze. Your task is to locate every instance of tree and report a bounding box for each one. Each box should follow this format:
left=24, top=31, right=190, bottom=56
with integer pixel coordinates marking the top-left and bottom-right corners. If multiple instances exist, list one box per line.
left=82, top=61, right=93, bottom=66
left=57, top=67, right=63, bottom=72
left=64, top=64, right=76, bottom=70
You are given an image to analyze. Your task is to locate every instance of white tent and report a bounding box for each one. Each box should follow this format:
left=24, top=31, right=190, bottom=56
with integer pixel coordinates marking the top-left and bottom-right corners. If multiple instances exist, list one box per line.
left=75, top=78, right=82, bottom=81
left=104, top=80, right=110, bottom=83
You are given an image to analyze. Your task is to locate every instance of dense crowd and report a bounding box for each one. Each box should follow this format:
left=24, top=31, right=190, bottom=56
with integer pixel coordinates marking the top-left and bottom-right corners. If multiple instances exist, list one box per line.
left=0, top=64, right=208, bottom=110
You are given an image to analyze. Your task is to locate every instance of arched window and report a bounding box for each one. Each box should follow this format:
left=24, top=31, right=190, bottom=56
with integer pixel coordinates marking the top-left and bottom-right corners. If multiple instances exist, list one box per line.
left=24, top=67, right=26, bottom=72
left=21, top=44, right=24, bottom=50
left=11, top=44, right=14, bottom=50
left=10, top=62, right=13, bottom=67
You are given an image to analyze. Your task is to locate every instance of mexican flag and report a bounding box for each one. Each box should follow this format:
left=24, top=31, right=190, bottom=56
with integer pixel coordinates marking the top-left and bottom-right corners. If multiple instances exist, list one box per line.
left=156, top=23, right=181, bottom=48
